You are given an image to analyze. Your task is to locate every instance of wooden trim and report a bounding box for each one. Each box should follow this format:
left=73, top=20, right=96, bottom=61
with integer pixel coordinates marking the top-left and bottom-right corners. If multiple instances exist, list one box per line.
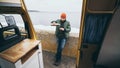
left=76, top=0, right=87, bottom=67
left=20, top=0, right=37, bottom=40
left=4, top=31, right=27, bottom=37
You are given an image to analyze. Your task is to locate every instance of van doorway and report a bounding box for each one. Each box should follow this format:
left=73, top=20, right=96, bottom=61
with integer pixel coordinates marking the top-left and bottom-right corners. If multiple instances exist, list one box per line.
left=24, top=0, right=83, bottom=68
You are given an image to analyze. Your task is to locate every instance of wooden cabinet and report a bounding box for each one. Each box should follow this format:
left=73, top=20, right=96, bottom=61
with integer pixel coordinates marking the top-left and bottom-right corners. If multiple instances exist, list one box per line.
left=0, top=39, right=44, bottom=68
left=22, top=50, right=40, bottom=68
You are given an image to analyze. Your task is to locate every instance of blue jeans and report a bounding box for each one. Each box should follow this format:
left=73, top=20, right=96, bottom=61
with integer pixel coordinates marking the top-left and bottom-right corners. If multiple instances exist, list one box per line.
left=56, top=38, right=66, bottom=62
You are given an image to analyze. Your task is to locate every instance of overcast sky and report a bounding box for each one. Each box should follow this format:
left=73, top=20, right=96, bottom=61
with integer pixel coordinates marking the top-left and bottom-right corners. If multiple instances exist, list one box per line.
left=24, top=0, right=83, bottom=12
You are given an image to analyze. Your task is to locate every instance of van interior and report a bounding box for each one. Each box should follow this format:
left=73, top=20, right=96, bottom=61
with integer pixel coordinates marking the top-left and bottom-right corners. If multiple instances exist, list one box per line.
left=0, top=0, right=120, bottom=68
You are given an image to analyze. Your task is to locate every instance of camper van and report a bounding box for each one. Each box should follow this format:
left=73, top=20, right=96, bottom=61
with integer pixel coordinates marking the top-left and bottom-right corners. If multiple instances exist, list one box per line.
left=0, top=0, right=120, bottom=68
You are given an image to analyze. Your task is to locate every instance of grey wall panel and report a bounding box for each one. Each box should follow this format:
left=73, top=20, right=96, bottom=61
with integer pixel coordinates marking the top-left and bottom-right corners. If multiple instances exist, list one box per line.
left=96, top=6, right=120, bottom=68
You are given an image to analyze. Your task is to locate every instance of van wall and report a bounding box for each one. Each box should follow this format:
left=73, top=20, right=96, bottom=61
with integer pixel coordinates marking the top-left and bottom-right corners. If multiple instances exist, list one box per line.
left=96, top=6, right=120, bottom=68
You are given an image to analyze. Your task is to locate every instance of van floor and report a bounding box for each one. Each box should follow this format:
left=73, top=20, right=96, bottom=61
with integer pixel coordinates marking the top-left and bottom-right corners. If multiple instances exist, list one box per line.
left=42, top=51, right=76, bottom=68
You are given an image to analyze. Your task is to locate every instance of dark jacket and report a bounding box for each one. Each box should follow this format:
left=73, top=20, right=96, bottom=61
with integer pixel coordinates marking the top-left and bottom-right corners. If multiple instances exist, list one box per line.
left=52, top=19, right=71, bottom=38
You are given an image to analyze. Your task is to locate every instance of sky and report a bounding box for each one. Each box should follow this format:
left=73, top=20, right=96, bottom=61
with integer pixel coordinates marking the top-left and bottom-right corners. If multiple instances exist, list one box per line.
left=24, top=0, right=83, bottom=12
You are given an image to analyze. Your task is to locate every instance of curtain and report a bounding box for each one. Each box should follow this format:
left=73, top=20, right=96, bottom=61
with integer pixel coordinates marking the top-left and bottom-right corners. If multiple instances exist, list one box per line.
left=83, top=14, right=112, bottom=44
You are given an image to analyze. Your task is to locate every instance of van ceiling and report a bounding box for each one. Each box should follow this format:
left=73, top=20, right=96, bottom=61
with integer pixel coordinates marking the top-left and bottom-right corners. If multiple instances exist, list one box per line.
left=87, top=0, right=119, bottom=11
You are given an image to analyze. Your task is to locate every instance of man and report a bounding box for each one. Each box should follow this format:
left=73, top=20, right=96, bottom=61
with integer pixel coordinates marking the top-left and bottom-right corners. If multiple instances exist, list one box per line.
left=51, top=13, right=71, bottom=66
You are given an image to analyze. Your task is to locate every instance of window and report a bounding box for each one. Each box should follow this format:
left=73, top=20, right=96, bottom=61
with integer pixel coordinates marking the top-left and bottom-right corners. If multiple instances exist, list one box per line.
left=0, top=14, right=27, bottom=38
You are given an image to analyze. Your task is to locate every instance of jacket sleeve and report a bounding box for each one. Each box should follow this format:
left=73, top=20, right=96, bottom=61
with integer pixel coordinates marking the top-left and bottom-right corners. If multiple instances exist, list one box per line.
left=65, top=22, right=71, bottom=32
left=51, top=21, right=56, bottom=23
left=51, top=19, right=59, bottom=23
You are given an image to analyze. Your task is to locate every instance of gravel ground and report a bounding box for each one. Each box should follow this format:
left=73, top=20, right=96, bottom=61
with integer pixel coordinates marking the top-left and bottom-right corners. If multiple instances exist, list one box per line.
left=42, top=51, right=76, bottom=68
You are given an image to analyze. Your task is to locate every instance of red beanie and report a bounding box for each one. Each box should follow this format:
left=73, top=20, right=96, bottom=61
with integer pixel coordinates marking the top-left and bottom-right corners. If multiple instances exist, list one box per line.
left=60, top=13, right=66, bottom=19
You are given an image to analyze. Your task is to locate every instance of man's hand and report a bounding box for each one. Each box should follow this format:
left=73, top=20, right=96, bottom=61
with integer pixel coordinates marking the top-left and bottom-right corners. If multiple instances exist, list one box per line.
left=59, top=28, right=64, bottom=31
left=51, top=22, right=60, bottom=26
left=51, top=22, right=56, bottom=26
